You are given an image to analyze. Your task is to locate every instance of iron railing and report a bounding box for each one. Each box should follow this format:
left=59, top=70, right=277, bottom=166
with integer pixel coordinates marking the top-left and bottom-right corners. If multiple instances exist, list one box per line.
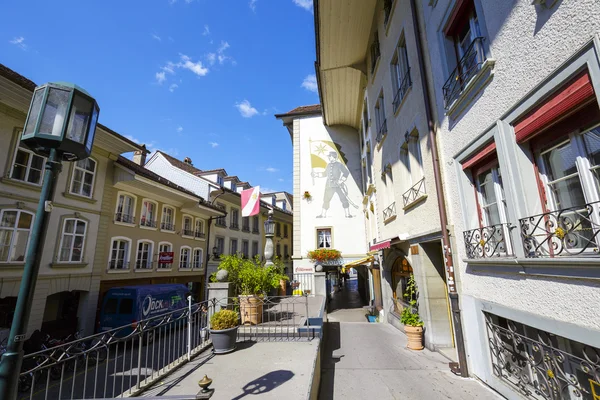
left=161, top=222, right=175, bottom=231
left=393, top=69, right=412, bottom=112
left=242, top=225, right=250, bottom=233
left=464, top=223, right=513, bottom=258
left=17, top=298, right=212, bottom=400
left=485, top=312, right=600, bottom=399
left=135, top=261, right=155, bottom=270
left=215, top=219, right=227, bottom=228
left=114, top=213, right=134, bottom=224
left=108, top=260, right=129, bottom=270
left=383, top=202, right=397, bottom=221
left=157, top=262, right=172, bottom=269
left=139, top=218, right=157, bottom=228
left=194, top=231, right=206, bottom=239
left=229, top=222, right=239, bottom=230
left=252, top=227, right=259, bottom=234
left=383, top=0, right=393, bottom=25
left=519, top=201, right=600, bottom=258
left=442, top=37, right=486, bottom=108
left=402, top=177, right=426, bottom=208
left=292, top=273, right=314, bottom=296
left=376, top=119, right=387, bottom=143
left=370, top=36, right=381, bottom=74
left=181, top=229, right=194, bottom=237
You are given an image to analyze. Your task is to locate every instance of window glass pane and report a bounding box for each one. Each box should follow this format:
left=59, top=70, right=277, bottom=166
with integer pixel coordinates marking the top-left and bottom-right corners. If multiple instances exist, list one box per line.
left=1, top=212, right=17, bottom=228
left=75, top=220, right=86, bottom=234
left=39, top=88, right=70, bottom=137
left=24, top=89, right=44, bottom=136
left=66, top=95, right=93, bottom=144
left=0, top=231, right=13, bottom=262
left=542, top=141, right=586, bottom=209
left=60, top=235, right=73, bottom=261
left=104, top=299, right=118, bottom=315
left=12, top=231, right=29, bottom=262
left=17, top=213, right=32, bottom=229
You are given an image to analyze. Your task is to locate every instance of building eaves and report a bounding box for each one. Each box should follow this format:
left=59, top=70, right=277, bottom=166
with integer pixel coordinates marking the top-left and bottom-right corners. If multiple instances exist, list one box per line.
left=274, top=104, right=322, bottom=119
left=195, top=168, right=227, bottom=176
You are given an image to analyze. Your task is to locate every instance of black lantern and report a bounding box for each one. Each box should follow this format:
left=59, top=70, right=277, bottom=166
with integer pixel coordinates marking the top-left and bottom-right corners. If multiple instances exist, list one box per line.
left=21, top=82, right=100, bottom=161
left=264, top=210, right=275, bottom=236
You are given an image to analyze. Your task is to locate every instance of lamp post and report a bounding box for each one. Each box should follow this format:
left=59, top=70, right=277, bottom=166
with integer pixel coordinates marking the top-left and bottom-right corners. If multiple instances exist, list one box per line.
left=0, top=82, right=99, bottom=400
left=263, top=209, right=275, bottom=267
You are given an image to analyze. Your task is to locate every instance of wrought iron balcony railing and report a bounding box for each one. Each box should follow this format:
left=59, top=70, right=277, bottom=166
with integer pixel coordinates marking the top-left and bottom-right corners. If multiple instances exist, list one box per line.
left=383, top=202, right=397, bottom=221
left=108, top=260, right=129, bottom=270
left=464, top=223, right=513, bottom=259
left=370, top=37, right=381, bottom=74
left=242, top=225, right=250, bottom=232
left=139, top=218, right=157, bottom=228
left=157, top=261, right=172, bottom=269
left=252, top=227, right=260, bottom=234
left=194, top=230, right=206, bottom=239
left=402, top=177, right=426, bottom=208
left=215, top=218, right=227, bottom=227
left=393, top=69, right=412, bottom=112
left=115, top=213, right=134, bottom=224
left=179, top=261, right=191, bottom=269
left=161, top=222, right=175, bottom=231
left=135, top=261, right=154, bottom=270
left=519, top=201, right=600, bottom=258
left=383, top=0, right=393, bottom=25
left=182, top=228, right=195, bottom=237
left=442, top=37, right=486, bottom=108
left=376, top=119, right=387, bottom=143
left=230, top=222, right=240, bottom=230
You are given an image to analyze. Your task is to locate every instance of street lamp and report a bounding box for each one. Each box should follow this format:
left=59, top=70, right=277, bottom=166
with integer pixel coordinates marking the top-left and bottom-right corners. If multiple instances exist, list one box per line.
left=0, top=82, right=99, bottom=400
left=263, top=209, right=275, bottom=267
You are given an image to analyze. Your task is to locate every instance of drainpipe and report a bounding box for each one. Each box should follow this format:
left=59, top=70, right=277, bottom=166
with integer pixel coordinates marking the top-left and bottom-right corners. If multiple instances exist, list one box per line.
left=409, top=0, right=469, bottom=377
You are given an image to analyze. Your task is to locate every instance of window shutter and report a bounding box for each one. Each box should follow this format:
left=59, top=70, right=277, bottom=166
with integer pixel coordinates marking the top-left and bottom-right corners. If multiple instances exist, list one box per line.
left=462, top=141, right=496, bottom=170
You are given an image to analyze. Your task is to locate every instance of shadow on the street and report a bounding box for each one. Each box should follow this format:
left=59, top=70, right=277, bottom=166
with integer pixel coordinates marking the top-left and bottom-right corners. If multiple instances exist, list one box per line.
left=154, top=352, right=215, bottom=396
left=231, top=369, right=294, bottom=399
left=318, top=321, right=342, bottom=399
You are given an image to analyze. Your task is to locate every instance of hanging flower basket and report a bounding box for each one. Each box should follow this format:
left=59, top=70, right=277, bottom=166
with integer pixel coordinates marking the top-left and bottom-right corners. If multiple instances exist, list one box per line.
left=303, top=191, right=312, bottom=200
left=307, top=249, right=342, bottom=263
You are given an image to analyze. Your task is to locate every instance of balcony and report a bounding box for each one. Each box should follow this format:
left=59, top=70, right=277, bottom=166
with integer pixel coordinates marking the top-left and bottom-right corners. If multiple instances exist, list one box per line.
left=108, top=260, right=129, bottom=270
left=215, top=219, right=227, bottom=228
left=393, top=69, right=411, bottom=113
left=179, top=262, right=191, bottom=269
left=402, top=177, right=426, bottom=209
left=383, top=202, right=397, bottom=223
left=370, top=37, right=381, bottom=74
left=464, top=223, right=513, bottom=259
left=242, top=225, right=250, bottom=233
left=139, top=218, right=157, bottom=228
left=115, top=213, right=134, bottom=224
left=230, top=222, right=240, bottom=230
left=161, top=222, right=175, bottom=231
left=442, top=37, right=486, bottom=109
left=519, top=202, right=600, bottom=258
left=194, top=231, right=206, bottom=239
left=252, top=227, right=260, bottom=234
left=376, top=119, right=387, bottom=143
left=135, top=261, right=154, bottom=270
left=182, top=229, right=195, bottom=237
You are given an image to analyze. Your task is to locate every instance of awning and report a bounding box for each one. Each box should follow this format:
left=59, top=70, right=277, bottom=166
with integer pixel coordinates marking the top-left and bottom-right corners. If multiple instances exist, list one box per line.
left=344, top=256, right=374, bottom=268
left=370, top=240, right=392, bottom=252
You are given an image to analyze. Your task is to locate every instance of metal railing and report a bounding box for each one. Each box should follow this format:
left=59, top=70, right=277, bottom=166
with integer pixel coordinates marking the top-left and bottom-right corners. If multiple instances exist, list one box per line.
left=194, top=231, right=206, bottom=239
left=181, top=229, right=194, bottom=237
left=139, top=219, right=157, bottom=228
left=442, top=37, right=486, bottom=108
left=393, top=69, right=411, bottom=112
left=383, top=202, right=397, bottom=222
left=519, top=201, right=600, bottom=258
left=229, top=222, right=239, bottom=230
left=17, top=298, right=212, bottom=400
left=464, top=223, right=513, bottom=258
left=292, top=273, right=314, bottom=296
left=242, top=225, right=250, bottom=233
left=252, top=227, right=259, bottom=234
left=402, top=177, right=426, bottom=208
left=157, top=262, right=172, bottom=269
left=114, top=213, right=134, bottom=224
left=135, top=261, right=155, bottom=270
left=107, top=261, right=129, bottom=270
left=160, top=222, right=175, bottom=231
left=376, top=119, right=387, bottom=143
left=370, top=36, right=381, bottom=74
left=215, top=219, right=226, bottom=228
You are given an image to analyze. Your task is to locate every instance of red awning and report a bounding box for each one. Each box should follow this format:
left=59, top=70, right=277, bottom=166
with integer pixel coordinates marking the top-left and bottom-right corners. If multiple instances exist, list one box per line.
left=370, top=240, right=391, bottom=252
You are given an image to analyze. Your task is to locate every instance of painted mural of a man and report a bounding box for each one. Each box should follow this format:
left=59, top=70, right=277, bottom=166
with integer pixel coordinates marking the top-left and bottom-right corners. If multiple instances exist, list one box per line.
left=312, top=151, right=354, bottom=218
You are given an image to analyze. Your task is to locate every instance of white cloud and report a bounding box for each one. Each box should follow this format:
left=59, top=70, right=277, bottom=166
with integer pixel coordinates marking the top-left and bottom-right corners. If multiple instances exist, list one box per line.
left=162, top=62, right=176, bottom=75
left=217, top=41, right=232, bottom=65
left=155, top=71, right=166, bottom=84
left=278, top=178, right=284, bottom=182
left=178, top=54, right=209, bottom=76
left=9, top=36, right=27, bottom=50
left=293, top=0, right=313, bottom=11
left=202, top=25, right=210, bottom=36
left=177, top=126, right=183, bottom=133
left=301, top=74, right=318, bottom=92
left=169, top=83, right=178, bottom=92
left=235, top=100, right=259, bottom=118
left=152, top=33, right=161, bottom=42
left=249, top=0, right=257, bottom=11
left=266, top=167, right=278, bottom=173
left=206, top=53, right=216, bottom=65
left=209, top=142, right=219, bottom=148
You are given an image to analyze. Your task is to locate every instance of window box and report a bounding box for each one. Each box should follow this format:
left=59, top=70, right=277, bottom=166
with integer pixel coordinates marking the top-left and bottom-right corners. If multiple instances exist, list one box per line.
left=402, top=177, right=427, bottom=210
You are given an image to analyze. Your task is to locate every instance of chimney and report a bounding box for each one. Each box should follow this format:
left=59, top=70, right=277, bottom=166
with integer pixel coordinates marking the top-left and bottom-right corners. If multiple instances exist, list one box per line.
left=133, top=147, right=147, bottom=166
left=184, top=157, right=193, bottom=166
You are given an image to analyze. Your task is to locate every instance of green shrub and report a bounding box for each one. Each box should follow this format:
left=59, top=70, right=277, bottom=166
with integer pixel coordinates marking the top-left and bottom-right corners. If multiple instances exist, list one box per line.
left=210, top=310, right=239, bottom=330
left=215, top=254, right=288, bottom=296
left=399, top=274, right=424, bottom=327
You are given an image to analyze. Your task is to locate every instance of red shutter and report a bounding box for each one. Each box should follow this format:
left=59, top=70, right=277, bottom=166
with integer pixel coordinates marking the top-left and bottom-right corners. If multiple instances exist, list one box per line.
left=514, top=70, right=596, bottom=144
left=462, top=141, right=497, bottom=170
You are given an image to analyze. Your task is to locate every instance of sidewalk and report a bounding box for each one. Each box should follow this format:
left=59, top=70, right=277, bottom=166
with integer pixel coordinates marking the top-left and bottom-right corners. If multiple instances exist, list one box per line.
left=319, top=322, right=503, bottom=399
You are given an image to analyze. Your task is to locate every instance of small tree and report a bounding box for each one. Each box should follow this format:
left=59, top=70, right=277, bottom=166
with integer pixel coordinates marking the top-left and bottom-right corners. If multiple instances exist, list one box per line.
left=213, top=254, right=288, bottom=296
left=400, top=274, right=423, bottom=327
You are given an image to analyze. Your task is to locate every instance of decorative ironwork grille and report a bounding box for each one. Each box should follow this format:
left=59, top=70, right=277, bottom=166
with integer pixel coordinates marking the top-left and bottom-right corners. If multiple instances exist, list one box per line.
left=484, top=312, right=600, bottom=399
left=115, top=213, right=134, bottom=224
left=370, top=36, right=381, bottom=74
left=161, top=222, right=175, bottom=231
left=194, top=230, right=206, bottom=239
left=393, top=68, right=412, bottom=112
left=383, top=202, right=397, bottom=221
left=464, top=223, right=513, bottom=258
left=402, top=177, right=426, bottom=208
left=519, top=201, right=600, bottom=258
left=442, top=37, right=486, bottom=108
left=140, top=218, right=157, bottom=228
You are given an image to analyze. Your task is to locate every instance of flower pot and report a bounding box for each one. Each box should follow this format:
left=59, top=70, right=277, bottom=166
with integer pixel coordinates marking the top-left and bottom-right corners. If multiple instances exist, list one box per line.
left=404, top=325, right=424, bottom=350
left=209, top=326, right=238, bottom=354
left=239, top=295, right=263, bottom=325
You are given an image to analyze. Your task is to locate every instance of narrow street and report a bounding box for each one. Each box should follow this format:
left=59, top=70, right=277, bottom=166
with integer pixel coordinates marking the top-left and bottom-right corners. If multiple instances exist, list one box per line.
left=319, top=279, right=503, bottom=399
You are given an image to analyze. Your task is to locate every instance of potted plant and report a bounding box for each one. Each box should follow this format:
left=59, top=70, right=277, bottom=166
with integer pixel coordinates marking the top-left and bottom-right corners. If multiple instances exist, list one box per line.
left=307, top=248, right=342, bottom=264
left=400, top=274, right=424, bottom=350
left=209, top=309, right=239, bottom=354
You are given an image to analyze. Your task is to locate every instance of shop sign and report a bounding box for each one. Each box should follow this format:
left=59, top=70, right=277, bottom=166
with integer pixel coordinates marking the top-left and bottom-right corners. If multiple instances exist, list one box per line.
left=159, top=252, right=174, bottom=263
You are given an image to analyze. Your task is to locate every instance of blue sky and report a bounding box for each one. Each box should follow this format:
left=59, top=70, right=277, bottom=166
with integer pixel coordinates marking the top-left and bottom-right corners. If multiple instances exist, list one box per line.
left=1, top=0, right=318, bottom=193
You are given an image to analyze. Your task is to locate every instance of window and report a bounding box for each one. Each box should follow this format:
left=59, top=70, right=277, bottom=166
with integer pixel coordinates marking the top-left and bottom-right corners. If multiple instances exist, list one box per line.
left=58, top=218, right=87, bottom=263
left=366, top=142, right=373, bottom=183
left=252, top=241, right=259, bottom=257
left=391, top=257, right=413, bottom=314
left=375, top=93, right=387, bottom=142
left=230, top=239, right=238, bottom=255
left=158, top=242, right=173, bottom=269
left=193, top=248, right=203, bottom=269
left=194, top=219, right=204, bottom=238
left=242, top=240, right=249, bottom=258
left=383, top=0, right=393, bottom=26
left=230, top=209, right=239, bottom=229
left=391, top=35, right=411, bottom=112
left=317, top=228, right=332, bottom=249
left=242, top=217, right=250, bottom=232
left=252, top=216, right=259, bottom=233
left=284, top=244, right=289, bottom=259
left=215, top=203, right=227, bottom=227
left=136, top=240, right=153, bottom=269
left=109, top=238, right=130, bottom=269
left=217, top=175, right=224, bottom=187
left=0, top=210, right=33, bottom=263
left=10, top=146, right=45, bottom=185
left=276, top=222, right=281, bottom=237
left=284, top=224, right=288, bottom=238
left=161, top=206, right=175, bottom=231
left=182, top=216, right=193, bottom=236
left=231, top=182, right=237, bottom=192
left=475, top=166, right=507, bottom=227
left=370, top=31, right=380, bottom=74
left=362, top=100, right=369, bottom=137
left=276, top=243, right=281, bottom=257
left=115, top=193, right=136, bottom=224
left=180, top=246, right=191, bottom=269
left=69, top=158, right=96, bottom=198
left=140, top=200, right=158, bottom=228
left=215, top=236, right=225, bottom=256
